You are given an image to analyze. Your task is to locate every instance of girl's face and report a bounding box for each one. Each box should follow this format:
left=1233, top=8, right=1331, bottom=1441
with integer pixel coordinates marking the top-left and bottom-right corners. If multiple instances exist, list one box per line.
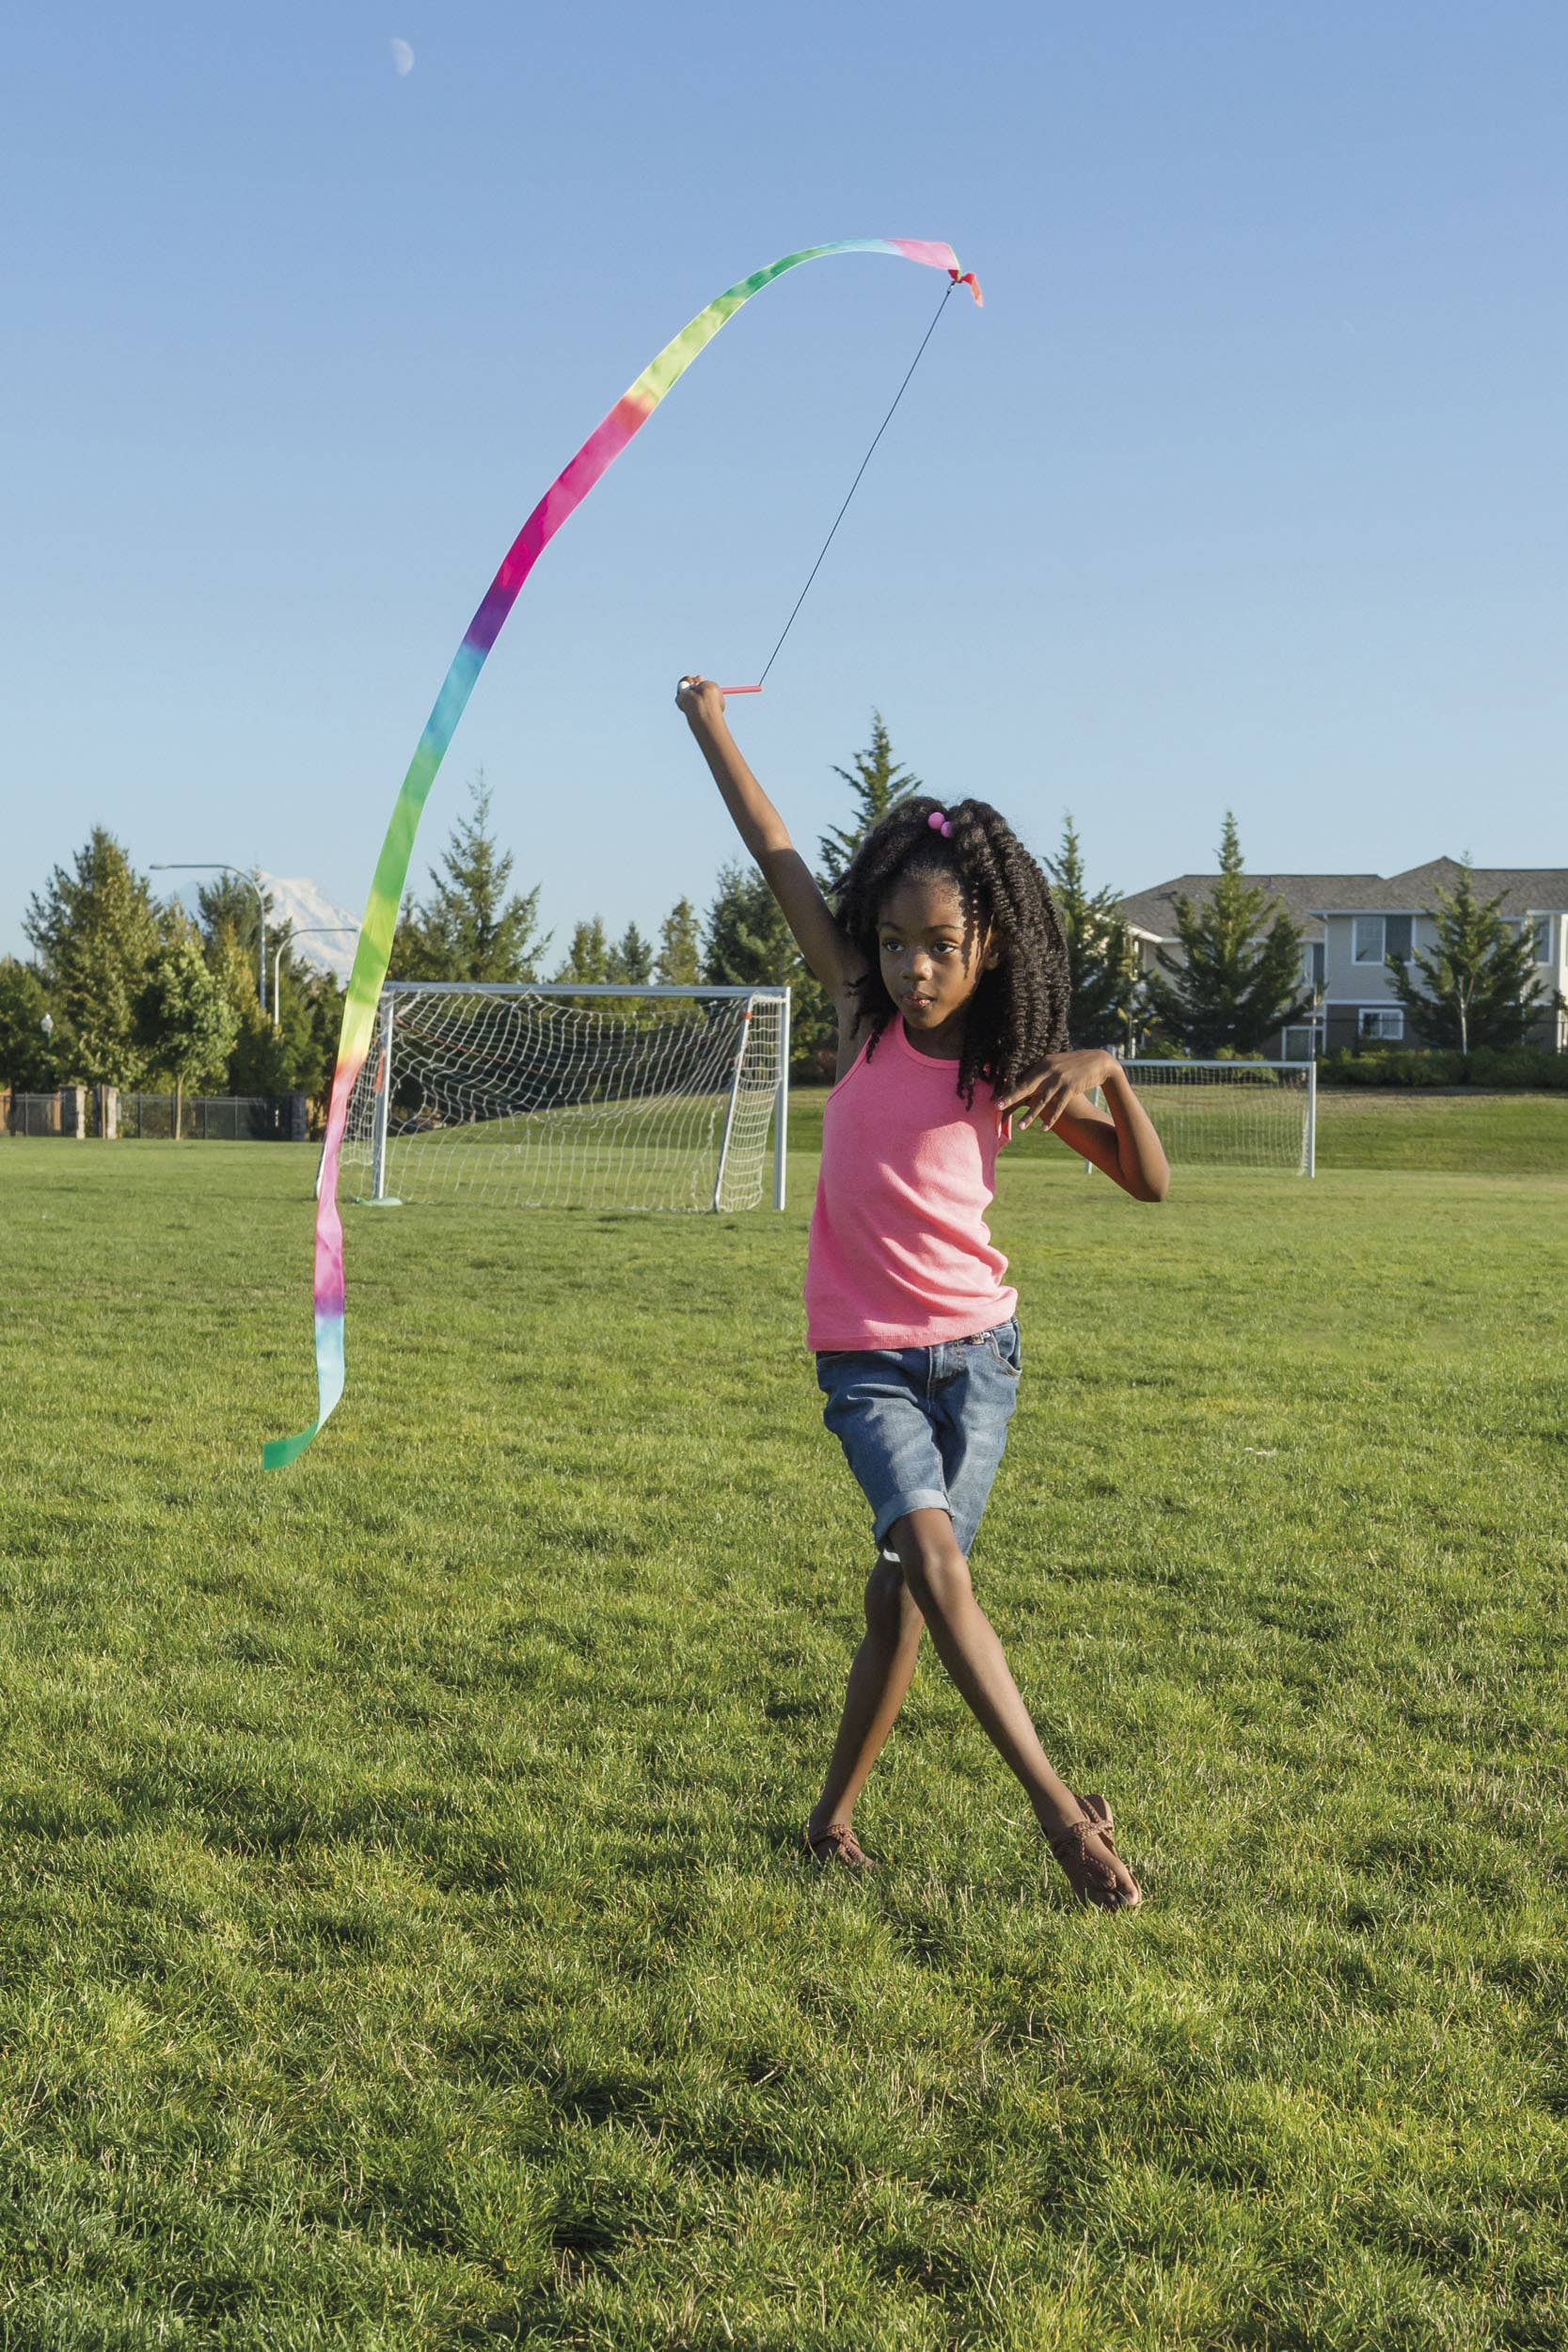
left=876, top=872, right=999, bottom=1040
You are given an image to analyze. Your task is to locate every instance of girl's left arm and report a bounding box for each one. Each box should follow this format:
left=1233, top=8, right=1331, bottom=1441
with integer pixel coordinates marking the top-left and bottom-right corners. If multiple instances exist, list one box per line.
left=998, top=1051, right=1170, bottom=1201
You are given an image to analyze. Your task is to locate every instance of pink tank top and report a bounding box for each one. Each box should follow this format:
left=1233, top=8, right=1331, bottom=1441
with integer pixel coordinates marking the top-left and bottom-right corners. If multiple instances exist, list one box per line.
left=804, top=1017, right=1017, bottom=1351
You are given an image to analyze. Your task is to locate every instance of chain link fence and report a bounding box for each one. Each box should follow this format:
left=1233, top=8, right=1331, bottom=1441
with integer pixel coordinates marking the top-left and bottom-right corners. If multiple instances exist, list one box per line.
left=3, top=1089, right=307, bottom=1140
left=116, top=1095, right=294, bottom=1140
left=4, top=1093, right=67, bottom=1136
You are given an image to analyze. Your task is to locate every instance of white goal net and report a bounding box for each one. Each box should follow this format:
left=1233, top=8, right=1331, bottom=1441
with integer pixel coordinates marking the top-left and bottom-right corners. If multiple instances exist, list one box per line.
left=341, top=983, right=790, bottom=1213
left=1106, top=1057, right=1316, bottom=1174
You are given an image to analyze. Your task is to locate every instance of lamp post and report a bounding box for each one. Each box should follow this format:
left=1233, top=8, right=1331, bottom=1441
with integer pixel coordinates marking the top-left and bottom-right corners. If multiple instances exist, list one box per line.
left=150, top=863, right=267, bottom=1018
left=273, top=926, right=357, bottom=1021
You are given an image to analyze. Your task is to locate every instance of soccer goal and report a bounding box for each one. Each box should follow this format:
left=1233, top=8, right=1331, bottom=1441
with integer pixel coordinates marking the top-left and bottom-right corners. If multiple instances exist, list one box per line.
left=340, top=982, right=791, bottom=1213
left=1101, top=1057, right=1317, bottom=1174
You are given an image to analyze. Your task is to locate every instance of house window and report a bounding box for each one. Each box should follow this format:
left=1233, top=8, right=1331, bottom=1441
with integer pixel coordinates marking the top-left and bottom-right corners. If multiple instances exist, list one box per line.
left=1355, top=914, right=1412, bottom=963
left=1533, top=917, right=1553, bottom=964
left=1300, top=941, right=1325, bottom=992
left=1358, top=1008, right=1403, bottom=1041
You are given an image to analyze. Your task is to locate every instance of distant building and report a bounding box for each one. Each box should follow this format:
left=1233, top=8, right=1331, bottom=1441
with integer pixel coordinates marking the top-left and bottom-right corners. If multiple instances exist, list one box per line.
left=1119, top=858, right=1568, bottom=1057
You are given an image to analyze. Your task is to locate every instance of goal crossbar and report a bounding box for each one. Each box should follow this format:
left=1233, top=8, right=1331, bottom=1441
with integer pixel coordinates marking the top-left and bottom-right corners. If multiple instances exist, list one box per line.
left=377, top=983, right=779, bottom=998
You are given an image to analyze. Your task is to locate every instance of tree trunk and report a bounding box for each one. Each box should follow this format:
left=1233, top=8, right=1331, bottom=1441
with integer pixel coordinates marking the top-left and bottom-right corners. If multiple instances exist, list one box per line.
left=175, top=1074, right=183, bottom=1141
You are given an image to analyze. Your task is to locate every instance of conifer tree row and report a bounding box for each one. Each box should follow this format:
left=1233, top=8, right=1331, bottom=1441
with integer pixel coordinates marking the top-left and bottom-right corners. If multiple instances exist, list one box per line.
left=13, top=722, right=1557, bottom=1100
left=12, top=832, right=342, bottom=1100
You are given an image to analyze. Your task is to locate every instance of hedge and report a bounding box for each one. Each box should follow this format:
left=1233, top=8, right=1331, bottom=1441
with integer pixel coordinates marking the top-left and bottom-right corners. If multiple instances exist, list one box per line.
left=1318, top=1045, right=1568, bottom=1089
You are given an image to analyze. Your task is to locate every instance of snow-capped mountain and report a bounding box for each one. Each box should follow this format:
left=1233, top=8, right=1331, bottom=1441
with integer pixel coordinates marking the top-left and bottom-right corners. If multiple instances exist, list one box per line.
left=256, top=874, right=361, bottom=980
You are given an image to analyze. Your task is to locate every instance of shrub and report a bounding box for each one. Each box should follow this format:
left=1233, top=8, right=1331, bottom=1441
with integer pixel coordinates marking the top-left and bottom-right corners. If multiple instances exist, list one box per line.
left=1318, top=1046, right=1568, bottom=1089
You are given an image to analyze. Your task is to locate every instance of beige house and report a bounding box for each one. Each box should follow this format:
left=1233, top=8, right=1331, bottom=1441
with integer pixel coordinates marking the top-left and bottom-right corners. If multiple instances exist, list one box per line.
left=1120, top=858, right=1568, bottom=1057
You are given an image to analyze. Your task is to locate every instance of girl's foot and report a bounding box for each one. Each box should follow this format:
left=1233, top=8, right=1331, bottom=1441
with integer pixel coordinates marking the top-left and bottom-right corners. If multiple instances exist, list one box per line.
left=1044, top=1793, right=1141, bottom=1912
left=802, top=1816, right=877, bottom=1872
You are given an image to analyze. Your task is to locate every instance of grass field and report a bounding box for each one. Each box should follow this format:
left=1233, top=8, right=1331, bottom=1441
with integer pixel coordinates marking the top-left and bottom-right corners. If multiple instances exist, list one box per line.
left=786, top=1086, right=1568, bottom=1176
left=3, top=1110, right=1566, bottom=2348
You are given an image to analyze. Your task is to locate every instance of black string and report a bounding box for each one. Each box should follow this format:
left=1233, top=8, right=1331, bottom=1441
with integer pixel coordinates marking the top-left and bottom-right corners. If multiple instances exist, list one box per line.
left=753, top=278, right=958, bottom=687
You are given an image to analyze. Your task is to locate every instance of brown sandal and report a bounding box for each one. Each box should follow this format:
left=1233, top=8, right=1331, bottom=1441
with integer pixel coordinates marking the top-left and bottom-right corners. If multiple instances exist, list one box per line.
left=1047, top=1794, right=1140, bottom=1912
left=1077, top=1792, right=1119, bottom=1851
left=802, top=1819, right=877, bottom=1873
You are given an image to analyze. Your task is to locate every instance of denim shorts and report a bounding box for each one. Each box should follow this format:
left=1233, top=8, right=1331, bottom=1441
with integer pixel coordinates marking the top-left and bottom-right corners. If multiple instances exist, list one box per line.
left=815, top=1319, right=1022, bottom=1560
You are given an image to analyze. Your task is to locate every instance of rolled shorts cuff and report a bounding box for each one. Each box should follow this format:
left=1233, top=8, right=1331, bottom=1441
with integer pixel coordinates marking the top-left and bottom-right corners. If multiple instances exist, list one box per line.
left=871, top=1486, right=952, bottom=1550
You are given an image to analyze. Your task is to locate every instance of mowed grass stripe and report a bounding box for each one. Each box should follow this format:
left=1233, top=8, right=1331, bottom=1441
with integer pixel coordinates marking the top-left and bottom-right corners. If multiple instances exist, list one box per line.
left=0, top=1132, right=1564, bottom=2348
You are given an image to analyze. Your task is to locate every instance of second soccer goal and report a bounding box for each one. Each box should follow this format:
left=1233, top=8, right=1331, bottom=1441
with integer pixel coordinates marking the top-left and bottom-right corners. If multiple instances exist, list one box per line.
left=1107, top=1057, right=1317, bottom=1175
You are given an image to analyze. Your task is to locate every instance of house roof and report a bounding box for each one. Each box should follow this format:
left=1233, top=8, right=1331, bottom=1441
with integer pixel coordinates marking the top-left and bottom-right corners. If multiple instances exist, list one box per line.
left=1121, top=858, right=1568, bottom=940
left=1119, top=873, right=1370, bottom=943
left=1313, top=859, right=1568, bottom=916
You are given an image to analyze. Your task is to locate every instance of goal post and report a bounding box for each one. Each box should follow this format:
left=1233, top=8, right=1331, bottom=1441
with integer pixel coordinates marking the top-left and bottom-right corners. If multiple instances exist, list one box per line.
left=342, top=981, right=791, bottom=1215
left=711, top=1003, right=754, bottom=1214
left=369, top=992, right=396, bottom=1205
left=1087, top=1057, right=1317, bottom=1174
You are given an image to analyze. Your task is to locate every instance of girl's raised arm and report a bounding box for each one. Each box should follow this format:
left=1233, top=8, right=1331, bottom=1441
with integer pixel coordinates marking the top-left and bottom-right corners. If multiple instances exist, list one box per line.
left=676, top=675, right=868, bottom=1003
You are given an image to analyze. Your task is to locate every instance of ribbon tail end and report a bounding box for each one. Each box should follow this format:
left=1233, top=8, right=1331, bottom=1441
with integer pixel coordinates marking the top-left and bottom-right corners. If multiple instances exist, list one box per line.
left=261, top=1420, right=323, bottom=1471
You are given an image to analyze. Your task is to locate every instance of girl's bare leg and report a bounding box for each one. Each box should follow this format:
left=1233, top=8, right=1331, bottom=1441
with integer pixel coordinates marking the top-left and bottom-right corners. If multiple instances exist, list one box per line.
left=805, top=1558, right=925, bottom=1839
left=885, top=1508, right=1120, bottom=1851
left=806, top=1511, right=1140, bottom=1907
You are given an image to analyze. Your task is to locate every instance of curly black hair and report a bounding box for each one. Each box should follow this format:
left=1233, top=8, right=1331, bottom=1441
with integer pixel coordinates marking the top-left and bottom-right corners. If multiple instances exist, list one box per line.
left=833, top=796, right=1069, bottom=1105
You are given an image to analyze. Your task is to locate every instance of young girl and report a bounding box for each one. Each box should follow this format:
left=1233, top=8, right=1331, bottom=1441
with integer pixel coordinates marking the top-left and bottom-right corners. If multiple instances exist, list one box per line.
left=677, top=676, right=1169, bottom=1913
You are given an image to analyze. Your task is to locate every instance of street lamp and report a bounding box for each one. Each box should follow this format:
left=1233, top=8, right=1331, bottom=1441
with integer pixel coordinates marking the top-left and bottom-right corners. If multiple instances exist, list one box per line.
left=150, top=862, right=267, bottom=1018
left=273, top=925, right=357, bottom=1020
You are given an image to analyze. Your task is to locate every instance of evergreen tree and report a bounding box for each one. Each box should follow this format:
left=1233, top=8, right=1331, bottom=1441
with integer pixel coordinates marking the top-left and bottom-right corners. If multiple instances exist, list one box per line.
left=193, top=875, right=325, bottom=1088
left=196, top=873, right=272, bottom=1006
left=1140, top=814, right=1314, bottom=1055
left=24, top=828, right=163, bottom=1086
left=263, top=952, right=341, bottom=1093
left=0, top=959, right=58, bottom=1091
left=1385, top=866, right=1560, bottom=1053
left=389, top=772, right=548, bottom=981
left=388, top=895, right=437, bottom=982
left=203, top=917, right=281, bottom=1093
left=554, top=916, right=611, bottom=984
left=818, top=712, right=921, bottom=890
left=299, top=972, right=347, bottom=1109
left=1046, top=815, right=1138, bottom=1049
left=703, top=863, right=800, bottom=987
left=703, top=862, right=833, bottom=1075
left=655, top=898, right=703, bottom=986
left=607, top=921, right=654, bottom=986
left=136, top=925, right=240, bottom=1136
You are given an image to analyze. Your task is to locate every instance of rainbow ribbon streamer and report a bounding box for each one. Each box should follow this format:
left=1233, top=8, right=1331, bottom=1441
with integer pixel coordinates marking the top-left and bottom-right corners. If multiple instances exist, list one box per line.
left=263, top=238, right=981, bottom=1470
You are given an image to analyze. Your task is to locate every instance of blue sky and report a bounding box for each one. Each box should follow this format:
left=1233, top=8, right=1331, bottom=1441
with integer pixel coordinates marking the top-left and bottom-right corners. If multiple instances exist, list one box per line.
left=5, top=1, right=1564, bottom=964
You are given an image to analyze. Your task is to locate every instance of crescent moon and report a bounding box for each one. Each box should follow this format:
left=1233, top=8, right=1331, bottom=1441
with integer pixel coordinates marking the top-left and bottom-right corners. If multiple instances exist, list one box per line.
left=390, top=37, right=414, bottom=74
